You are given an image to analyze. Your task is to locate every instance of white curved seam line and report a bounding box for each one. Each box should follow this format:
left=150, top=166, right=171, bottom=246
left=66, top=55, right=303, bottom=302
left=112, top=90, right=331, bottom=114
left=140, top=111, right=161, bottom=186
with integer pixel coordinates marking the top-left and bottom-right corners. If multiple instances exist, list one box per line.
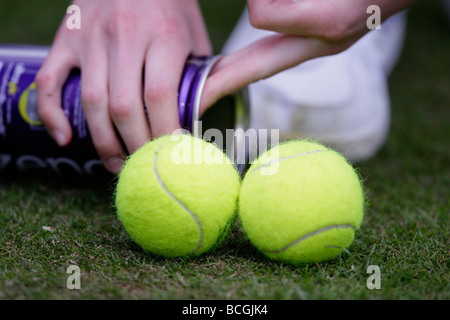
left=263, top=224, right=356, bottom=254
left=153, top=143, right=204, bottom=255
left=250, top=149, right=326, bottom=174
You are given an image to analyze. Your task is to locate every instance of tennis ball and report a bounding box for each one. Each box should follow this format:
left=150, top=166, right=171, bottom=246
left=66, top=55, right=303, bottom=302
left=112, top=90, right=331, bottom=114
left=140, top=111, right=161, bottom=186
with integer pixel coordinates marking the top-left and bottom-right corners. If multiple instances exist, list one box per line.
left=115, top=134, right=240, bottom=258
left=239, top=140, right=365, bottom=265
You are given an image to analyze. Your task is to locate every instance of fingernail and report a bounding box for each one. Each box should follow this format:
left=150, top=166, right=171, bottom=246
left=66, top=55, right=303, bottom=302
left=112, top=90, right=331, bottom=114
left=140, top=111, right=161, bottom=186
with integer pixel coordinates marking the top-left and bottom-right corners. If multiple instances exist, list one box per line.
left=52, top=130, right=67, bottom=146
left=108, top=157, right=124, bottom=173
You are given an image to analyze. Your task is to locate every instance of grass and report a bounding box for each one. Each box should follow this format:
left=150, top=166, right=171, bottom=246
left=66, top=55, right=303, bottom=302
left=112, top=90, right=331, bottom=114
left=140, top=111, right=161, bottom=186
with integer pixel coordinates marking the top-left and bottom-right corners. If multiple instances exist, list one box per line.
left=0, top=1, right=449, bottom=300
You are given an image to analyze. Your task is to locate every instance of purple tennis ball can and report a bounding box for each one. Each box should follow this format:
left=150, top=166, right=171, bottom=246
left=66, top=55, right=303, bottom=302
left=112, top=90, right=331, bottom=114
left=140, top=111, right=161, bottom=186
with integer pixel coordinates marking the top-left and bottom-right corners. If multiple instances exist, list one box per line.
left=0, top=45, right=250, bottom=176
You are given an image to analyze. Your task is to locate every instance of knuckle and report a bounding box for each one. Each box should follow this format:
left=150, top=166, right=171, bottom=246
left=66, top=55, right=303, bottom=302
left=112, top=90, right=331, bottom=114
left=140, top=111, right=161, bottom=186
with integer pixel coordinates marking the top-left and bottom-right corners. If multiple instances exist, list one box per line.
left=320, top=20, right=350, bottom=42
left=157, top=15, right=184, bottom=36
left=35, top=70, right=53, bottom=90
left=106, top=9, right=137, bottom=37
left=144, top=82, right=173, bottom=105
left=81, top=88, right=104, bottom=108
left=247, top=3, right=270, bottom=30
left=92, top=137, right=115, bottom=156
left=248, top=12, right=267, bottom=30
left=109, top=96, right=138, bottom=118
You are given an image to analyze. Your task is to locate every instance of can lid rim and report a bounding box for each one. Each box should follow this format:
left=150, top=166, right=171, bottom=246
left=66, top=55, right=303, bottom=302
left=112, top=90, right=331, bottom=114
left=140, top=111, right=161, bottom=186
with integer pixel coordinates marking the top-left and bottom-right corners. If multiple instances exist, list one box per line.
left=191, top=55, right=222, bottom=136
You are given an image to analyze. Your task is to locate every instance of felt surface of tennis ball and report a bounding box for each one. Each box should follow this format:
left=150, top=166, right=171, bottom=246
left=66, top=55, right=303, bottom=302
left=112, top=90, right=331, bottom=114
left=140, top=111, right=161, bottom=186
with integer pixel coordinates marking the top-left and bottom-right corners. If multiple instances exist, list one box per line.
left=239, top=140, right=365, bottom=265
left=115, top=134, right=240, bottom=258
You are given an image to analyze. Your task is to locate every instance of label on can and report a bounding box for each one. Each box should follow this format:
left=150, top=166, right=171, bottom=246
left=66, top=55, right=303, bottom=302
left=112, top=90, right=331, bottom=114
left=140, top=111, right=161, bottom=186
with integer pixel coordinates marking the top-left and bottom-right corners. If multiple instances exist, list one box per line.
left=0, top=45, right=251, bottom=176
left=0, top=45, right=103, bottom=175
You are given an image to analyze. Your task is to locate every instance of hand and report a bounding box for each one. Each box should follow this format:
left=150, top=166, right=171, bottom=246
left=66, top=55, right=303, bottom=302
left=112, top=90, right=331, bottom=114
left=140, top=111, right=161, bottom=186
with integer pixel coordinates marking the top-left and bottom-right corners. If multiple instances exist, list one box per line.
left=36, top=0, right=211, bottom=173
left=201, top=0, right=415, bottom=112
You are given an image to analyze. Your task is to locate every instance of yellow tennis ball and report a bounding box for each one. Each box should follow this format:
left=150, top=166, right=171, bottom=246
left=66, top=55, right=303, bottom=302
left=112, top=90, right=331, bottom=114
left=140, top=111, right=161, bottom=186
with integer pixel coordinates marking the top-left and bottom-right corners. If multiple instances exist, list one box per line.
left=115, top=134, right=240, bottom=258
left=239, top=140, right=365, bottom=265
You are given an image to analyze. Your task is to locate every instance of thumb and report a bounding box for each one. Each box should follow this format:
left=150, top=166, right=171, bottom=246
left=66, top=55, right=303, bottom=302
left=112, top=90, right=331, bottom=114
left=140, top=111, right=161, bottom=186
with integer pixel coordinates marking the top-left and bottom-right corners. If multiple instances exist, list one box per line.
left=200, top=34, right=343, bottom=115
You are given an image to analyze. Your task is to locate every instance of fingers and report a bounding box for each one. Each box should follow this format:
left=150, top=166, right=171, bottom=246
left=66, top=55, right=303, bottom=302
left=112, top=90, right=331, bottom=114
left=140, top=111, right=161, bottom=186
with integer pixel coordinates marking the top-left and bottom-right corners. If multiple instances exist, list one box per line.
left=108, top=40, right=151, bottom=157
left=36, top=0, right=214, bottom=175
left=36, top=45, right=78, bottom=147
left=80, top=43, right=126, bottom=174
left=144, top=37, right=190, bottom=138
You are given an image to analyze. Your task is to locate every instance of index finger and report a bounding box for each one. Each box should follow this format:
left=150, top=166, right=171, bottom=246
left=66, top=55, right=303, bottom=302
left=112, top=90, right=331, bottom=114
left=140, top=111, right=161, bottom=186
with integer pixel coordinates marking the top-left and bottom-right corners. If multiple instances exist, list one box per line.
left=247, top=0, right=364, bottom=40
left=36, top=46, right=77, bottom=146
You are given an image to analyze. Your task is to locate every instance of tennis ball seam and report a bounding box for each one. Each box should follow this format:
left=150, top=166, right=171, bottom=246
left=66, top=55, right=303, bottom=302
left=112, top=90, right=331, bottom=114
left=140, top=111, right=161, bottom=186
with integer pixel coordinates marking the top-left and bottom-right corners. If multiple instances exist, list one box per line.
left=249, top=149, right=327, bottom=174
left=261, top=224, right=356, bottom=254
left=153, top=142, right=204, bottom=255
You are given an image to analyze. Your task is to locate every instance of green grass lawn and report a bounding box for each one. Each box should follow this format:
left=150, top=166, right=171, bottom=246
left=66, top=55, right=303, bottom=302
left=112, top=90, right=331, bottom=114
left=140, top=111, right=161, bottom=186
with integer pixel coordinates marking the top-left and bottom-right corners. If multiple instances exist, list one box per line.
left=0, top=1, right=449, bottom=300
